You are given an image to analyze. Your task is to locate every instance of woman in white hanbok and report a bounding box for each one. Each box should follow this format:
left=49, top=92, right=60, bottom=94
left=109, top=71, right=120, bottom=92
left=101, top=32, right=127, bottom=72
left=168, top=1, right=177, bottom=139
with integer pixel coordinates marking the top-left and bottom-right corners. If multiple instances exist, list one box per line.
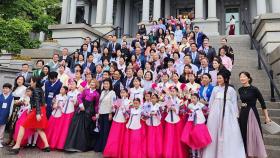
left=202, top=69, right=246, bottom=158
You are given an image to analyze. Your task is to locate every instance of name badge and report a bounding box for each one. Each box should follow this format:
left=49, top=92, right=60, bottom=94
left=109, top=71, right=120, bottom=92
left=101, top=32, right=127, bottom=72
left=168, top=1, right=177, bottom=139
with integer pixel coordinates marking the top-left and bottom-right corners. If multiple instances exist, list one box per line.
left=48, top=92, right=54, bottom=98
left=2, top=103, right=7, bottom=109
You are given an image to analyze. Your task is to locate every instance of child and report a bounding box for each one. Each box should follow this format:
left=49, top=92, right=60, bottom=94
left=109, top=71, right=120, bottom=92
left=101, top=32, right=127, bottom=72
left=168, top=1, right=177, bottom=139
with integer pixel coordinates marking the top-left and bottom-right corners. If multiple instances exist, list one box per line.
left=181, top=93, right=211, bottom=158
left=103, top=89, right=131, bottom=157
left=163, top=86, right=187, bottom=158
left=129, top=77, right=144, bottom=103
left=13, top=87, right=35, bottom=147
left=41, top=86, right=68, bottom=149
left=145, top=93, right=163, bottom=158
left=0, top=83, right=13, bottom=148
left=56, top=80, right=79, bottom=149
left=122, top=98, right=146, bottom=158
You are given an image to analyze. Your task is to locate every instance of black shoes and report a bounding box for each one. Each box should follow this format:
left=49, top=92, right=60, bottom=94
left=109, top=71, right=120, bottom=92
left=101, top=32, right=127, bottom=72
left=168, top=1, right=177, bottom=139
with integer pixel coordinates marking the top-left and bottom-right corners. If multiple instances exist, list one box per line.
left=7, top=148, right=20, bottom=155
left=42, top=146, right=50, bottom=152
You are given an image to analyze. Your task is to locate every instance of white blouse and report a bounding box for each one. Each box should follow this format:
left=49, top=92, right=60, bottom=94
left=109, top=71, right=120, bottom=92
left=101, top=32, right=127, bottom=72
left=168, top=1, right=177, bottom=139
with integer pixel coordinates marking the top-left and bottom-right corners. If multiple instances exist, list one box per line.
left=113, top=98, right=131, bottom=123
left=187, top=102, right=206, bottom=124
left=129, top=87, right=144, bottom=103
left=99, top=90, right=116, bottom=114
left=52, top=94, right=68, bottom=118
left=13, top=86, right=27, bottom=98
left=63, top=90, right=79, bottom=114
left=165, top=96, right=181, bottom=124
left=145, top=103, right=162, bottom=126
left=126, top=107, right=142, bottom=130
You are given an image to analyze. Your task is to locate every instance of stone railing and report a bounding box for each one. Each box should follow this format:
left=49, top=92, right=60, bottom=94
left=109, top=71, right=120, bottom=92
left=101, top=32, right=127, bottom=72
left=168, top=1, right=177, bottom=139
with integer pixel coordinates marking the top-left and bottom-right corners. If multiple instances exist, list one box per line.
left=268, top=46, right=280, bottom=82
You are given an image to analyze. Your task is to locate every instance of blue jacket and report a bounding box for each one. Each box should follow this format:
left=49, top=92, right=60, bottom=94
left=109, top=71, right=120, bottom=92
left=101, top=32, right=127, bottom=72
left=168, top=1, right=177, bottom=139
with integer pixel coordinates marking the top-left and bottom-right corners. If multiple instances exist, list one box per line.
left=199, top=84, right=214, bottom=102
left=196, top=32, right=206, bottom=48
left=45, top=79, right=62, bottom=108
left=0, top=93, right=13, bottom=125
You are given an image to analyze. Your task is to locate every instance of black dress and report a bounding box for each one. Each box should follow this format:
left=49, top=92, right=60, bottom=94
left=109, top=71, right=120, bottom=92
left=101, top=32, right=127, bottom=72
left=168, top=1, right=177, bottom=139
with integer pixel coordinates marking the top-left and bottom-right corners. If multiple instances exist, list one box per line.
left=238, top=85, right=267, bottom=157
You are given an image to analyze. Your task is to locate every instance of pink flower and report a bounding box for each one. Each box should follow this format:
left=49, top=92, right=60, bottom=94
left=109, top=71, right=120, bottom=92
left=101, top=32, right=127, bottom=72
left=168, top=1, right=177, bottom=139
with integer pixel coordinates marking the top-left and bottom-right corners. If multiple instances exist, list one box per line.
left=180, top=83, right=187, bottom=91
left=151, top=83, right=157, bottom=89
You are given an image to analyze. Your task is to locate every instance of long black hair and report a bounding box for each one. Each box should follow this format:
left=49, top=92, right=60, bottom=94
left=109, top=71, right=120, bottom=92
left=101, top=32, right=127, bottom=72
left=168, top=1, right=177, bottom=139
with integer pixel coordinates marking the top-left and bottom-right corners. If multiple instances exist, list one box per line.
left=217, top=69, right=231, bottom=119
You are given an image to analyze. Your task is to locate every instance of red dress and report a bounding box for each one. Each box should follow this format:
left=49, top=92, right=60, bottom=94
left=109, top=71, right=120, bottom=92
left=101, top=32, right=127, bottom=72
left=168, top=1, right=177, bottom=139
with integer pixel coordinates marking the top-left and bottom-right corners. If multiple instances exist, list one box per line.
left=22, top=106, right=48, bottom=129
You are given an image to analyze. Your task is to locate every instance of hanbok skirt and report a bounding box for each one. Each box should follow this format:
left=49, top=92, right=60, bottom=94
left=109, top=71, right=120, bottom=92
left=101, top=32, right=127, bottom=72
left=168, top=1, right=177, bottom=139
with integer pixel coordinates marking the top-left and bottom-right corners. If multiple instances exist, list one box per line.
left=181, top=121, right=212, bottom=149
left=229, top=24, right=235, bottom=35
left=146, top=124, right=163, bottom=158
left=163, top=121, right=187, bottom=158
left=122, top=123, right=146, bottom=158
left=22, top=106, right=48, bottom=129
left=13, top=111, right=34, bottom=146
left=6, top=98, right=20, bottom=135
left=103, top=121, right=126, bottom=158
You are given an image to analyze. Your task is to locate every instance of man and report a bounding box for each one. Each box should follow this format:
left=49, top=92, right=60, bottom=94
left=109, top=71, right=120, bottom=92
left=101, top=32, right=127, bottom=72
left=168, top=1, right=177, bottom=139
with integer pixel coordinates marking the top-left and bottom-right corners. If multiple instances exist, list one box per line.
left=131, top=33, right=144, bottom=50
left=79, top=44, right=91, bottom=63
left=111, top=35, right=121, bottom=53
left=82, top=54, right=96, bottom=75
left=112, top=70, right=123, bottom=98
left=122, top=68, right=135, bottom=89
left=80, top=37, right=93, bottom=53
left=95, top=64, right=103, bottom=81
left=199, top=38, right=216, bottom=66
left=92, top=47, right=102, bottom=65
left=197, top=58, right=213, bottom=77
left=134, top=46, right=146, bottom=69
left=45, top=71, right=63, bottom=119
left=47, top=53, right=60, bottom=72
left=59, top=48, right=72, bottom=68
left=194, top=26, right=206, bottom=48
left=179, top=36, right=190, bottom=53
left=183, top=38, right=195, bottom=54
left=183, top=54, right=199, bottom=74
left=103, top=35, right=113, bottom=51
left=188, top=43, right=200, bottom=68
left=17, top=63, right=32, bottom=86
left=121, top=41, right=132, bottom=63
left=220, top=37, right=234, bottom=64
left=33, top=60, right=44, bottom=78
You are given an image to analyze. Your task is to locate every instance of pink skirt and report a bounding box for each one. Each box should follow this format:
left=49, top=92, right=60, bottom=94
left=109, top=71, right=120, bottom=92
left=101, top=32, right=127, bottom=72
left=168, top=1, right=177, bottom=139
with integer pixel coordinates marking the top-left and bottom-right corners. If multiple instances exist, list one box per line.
left=56, top=113, right=74, bottom=149
left=103, top=121, right=126, bottom=158
left=13, top=111, right=34, bottom=146
left=146, top=124, right=163, bottom=158
left=181, top=121, right=212, bottom=149
left=163, top=121, right=188, bottom=158
left=122, top=124, right=146, bottom=158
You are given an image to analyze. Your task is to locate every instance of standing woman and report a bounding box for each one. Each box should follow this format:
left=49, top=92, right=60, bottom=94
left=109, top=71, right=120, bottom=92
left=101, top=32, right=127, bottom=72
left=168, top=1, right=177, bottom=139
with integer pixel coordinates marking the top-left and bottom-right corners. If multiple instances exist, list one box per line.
left=5, top=76, right=27, bottom=146
left=228, top=15, right=235, bottom=35
left=199, top=73, right=214, bottom=106
left=9, top=77, right=49, bottom=154
left=238, top=72, right=269, bottom=158
left=209, top=58, right=224, bottom=86
left=64, top=79, right=100, bottom=152
left=202, top=69, right=246, bottom=158
left=94, top=78, right=116, bottom=152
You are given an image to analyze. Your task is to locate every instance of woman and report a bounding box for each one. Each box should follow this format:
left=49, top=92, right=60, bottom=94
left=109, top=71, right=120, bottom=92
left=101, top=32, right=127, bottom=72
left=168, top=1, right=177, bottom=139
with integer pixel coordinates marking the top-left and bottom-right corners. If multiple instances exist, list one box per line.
left=219, top=47, right=232, bottom=71
left=94, top=78, right=116, bottom=152
left=228, top=15, right=235, bottom=35
left=64, top=79, right=100, bottom=152
left=238, top=72, right=269, bottom=158
left=77, top=54, right=85, bottom=66
left=101, top=47, right=111, bottom=62
left=70, top=51, right=79, bottom=73
left=198, top=73, right=214, bottom=105
left=141, top=71, right=154, bottom=91
left=209, top=58, right=224, bottom=86
left=138, top=24, right=147, bottom=36
left=9, top=77, right=49, bottom=154
left=5, top=76, right=27, bottom=146
left=179, top=64, right=192, bottom=83
left=202, top=69, right=246, bottom=158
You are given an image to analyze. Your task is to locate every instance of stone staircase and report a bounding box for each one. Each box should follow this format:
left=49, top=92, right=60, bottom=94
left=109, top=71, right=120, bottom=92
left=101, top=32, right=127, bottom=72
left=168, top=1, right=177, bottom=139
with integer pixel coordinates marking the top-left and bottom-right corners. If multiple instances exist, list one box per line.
left=209, top=35, right=280, bottom=158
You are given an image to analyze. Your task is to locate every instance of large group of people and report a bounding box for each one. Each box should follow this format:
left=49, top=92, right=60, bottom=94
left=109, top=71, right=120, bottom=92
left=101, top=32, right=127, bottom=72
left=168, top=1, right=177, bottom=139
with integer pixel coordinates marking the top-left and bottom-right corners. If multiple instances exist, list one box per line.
left=0, top=16, right=270, bottom=158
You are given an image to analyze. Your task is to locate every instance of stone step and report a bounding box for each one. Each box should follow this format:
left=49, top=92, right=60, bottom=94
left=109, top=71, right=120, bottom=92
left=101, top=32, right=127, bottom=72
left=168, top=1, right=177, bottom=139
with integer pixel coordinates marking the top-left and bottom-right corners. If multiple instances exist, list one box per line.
left=264, top=134, right=280, bottom=146
left=258, top=108, right=280, bottom=117
left=266, top=145, right=280, bottom=158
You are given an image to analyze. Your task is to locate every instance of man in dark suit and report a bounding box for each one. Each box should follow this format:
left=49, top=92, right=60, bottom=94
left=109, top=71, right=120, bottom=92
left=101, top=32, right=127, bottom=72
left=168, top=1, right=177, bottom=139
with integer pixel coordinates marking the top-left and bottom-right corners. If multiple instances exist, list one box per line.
left=131, top=33, right=144, bottom=50
left=17, top=63, right=32, bottom=86
left=59, top=48, right=72, bottom=68
left=200, top=38, right=216, bottom=67
left=102, top=35, right=113, bottom=51
left=112, top=70, right=123, bottom=98
left=121, top=41, right=132, bottom=63
left=122, top=68, right=135, bottom=89
left=111, top=35, right=121, bottom=58
left=197, top=58, right=213, bottom=77
left=194, top=26, right=207, bottom=48
left=188, top=43, right=201, bottom=68
left=79, top=44, right=91, bottom=63
left=80, top=37, right=94, bottom=53
left=82, top=54, right=96, bottom=75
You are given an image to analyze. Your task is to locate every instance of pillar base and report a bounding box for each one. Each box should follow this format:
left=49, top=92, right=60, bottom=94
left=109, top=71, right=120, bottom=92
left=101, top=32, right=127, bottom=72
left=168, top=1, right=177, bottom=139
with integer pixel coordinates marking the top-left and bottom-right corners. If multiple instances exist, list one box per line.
left=193, top=18, right=220, bottom=36
left=92, top=24, right=115, bottom=35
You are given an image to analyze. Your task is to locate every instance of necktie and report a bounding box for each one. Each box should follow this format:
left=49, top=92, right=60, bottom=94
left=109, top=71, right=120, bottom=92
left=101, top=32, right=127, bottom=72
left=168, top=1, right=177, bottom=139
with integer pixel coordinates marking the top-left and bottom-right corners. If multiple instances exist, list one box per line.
left=126, top=79, right=130, bottom=88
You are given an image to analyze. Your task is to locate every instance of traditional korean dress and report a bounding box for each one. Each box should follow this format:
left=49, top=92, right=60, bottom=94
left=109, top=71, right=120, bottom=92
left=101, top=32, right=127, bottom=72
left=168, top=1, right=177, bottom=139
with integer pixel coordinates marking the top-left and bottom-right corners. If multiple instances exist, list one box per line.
left=103, top=98, right=131, bottom=158
left=163, top=96, right=187, bottom=158
left=181, top=102, right=212, bottom=149
left=13, top=95, right=33, bottom=146
left=64, top=88, right=100, bottom=152
left=122, top=107, right=146, bottom=158
left=238, top=85, right=267, bottom=157
left=129, top=87, right=145, bottom=103
left=202, top=86, right=246, bottom=158
left=145, top=102, right=163, bottom=158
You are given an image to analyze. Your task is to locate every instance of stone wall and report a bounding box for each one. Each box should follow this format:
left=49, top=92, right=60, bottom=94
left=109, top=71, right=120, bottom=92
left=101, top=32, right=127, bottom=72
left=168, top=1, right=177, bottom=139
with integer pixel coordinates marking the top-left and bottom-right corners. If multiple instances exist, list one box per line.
left=268, top=46, right=280, bottom=82
left=0, top=66, right=20, bottom=92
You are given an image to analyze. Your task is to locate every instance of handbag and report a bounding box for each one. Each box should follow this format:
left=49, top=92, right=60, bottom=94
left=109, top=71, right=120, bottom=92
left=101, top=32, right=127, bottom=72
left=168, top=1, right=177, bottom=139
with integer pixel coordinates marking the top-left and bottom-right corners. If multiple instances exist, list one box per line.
left=262, top=120, right=280, bottom=134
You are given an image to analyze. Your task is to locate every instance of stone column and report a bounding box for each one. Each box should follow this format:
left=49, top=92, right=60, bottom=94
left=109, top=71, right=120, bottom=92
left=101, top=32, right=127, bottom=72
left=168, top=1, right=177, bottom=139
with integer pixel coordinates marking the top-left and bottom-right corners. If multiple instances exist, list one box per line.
left=84, top=4, right=90, bottom=23
left=61, top=0, right=69, bottom=24
left=164, top=0, right=170, bottom=18
left=195, top=0, right=203, bottom=20
left=115, top=0, right=122, bottom=26
left=256, top=0, right=266, bottom=15
left=105, top=0, right=114, bottom=25
left=96, top=0, right=104, bottom=24
left=124, top=0, right=130, bottom=34
left=90, top=4, right=97, bottom=25
left=69, top=0, right=77, bottom=24
left=153, top=0, right=161, bottom=20
left=142, top=0, right=150, bottom=23
left=271, top=0, right=280, bottom=13
left=208, top=0, right=217, bottom=19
